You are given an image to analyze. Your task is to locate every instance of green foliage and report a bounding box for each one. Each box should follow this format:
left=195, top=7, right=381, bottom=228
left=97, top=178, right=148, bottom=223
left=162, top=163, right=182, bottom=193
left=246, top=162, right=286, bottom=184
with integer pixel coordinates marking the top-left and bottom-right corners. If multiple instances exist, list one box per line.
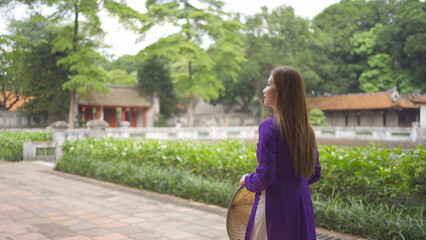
left=376, top=0, right=426, bottom=93
left=7, top=13, right=49, bottom=47
left=52, top=24, right=109, bottom=95
left=58, top=138, right=256, bottom=183
left=313, top=0, right=395, bottom=93
left=309, top=108, right=328, bottom=126
left=313, top=194, right=425, bottom=240
left=314, top=144, right=419, bottom=206
left=0, top=34, right=28, bottom=111
left=58, top=138, right=426, bottom=207
left=214, top=9, right=272, bottom=115
left=7, top=15, right=71, bottom=114
left=55, top=156, right=235, bottom=207
left=20, top=41, right=70, bottom=114
left=350, top=23, right=413, bottom=93
left=136, top=55, right=177, bottom=118
left=136, top=0, right=245, bottom=126
left=399, top=146, right=426, bottom=201
left=315, top=0, right=426, bottom=94
left=0, top=131, right=52, bottom=161
left=56, top=138, right=425, bottom=239
left=109, top=54, right=138, bottom=74
left=104, top=69, right=136, bottom=86
left=217, top=5, right=333, bottom=117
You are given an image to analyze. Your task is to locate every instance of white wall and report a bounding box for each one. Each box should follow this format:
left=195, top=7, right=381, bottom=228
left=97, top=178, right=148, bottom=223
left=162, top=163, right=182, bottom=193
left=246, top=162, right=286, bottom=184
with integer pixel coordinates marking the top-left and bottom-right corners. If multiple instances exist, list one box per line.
left=421, top=105, right=426, bottom=128
left=360, top=110, right=371, bottom=126
left=373, top=111, right=384, bottom=127
left=137, top=109, right=143, bottom=127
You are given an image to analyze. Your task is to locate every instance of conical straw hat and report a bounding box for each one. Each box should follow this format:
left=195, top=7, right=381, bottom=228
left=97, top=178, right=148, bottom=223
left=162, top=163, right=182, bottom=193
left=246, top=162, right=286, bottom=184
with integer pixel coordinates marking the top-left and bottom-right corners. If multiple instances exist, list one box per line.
left=226, top=184, right=256, bottom=240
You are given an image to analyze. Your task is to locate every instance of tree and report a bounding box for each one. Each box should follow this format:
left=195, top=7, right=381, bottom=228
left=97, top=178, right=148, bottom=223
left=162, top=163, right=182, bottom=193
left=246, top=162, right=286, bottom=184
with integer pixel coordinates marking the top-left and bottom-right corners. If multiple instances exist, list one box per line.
left=376, top=0, right=426, bottom=93
left=136, top=0, right=245, bottom=127
left=345, top=0, right=425, bottom=94
left=222, top=8, right=275, bottom=120
left=350, top=24, right=398, bottom=92
left=313, top=0, right=394, bottom=93
left=20, top=41, right=71, bottom=114
left=2, top=0, right=143, bottom=127
left=0, top=35, right=27, bottom=111
left=219, top=5, right=331, bottom=120
left=104, top=68, right=136, bottom=85
left=137, top=55, right=177, bottom=119
left=265, top=5, right=330, bottom=94
left=309, top=108, right=328, bottom=126
left=110, top=54, right=138, bottom=74
left=6, top=14, right=71, bottom=115
left=47, top=0, right=111, bottom=128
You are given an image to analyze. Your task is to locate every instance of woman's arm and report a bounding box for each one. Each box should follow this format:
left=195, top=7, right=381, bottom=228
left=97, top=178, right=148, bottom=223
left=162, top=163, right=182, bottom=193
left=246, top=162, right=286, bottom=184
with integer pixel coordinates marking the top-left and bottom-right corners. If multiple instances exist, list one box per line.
left=244, top=121, right=277, bottom=192
left=308, top=148, right=321, bottom=185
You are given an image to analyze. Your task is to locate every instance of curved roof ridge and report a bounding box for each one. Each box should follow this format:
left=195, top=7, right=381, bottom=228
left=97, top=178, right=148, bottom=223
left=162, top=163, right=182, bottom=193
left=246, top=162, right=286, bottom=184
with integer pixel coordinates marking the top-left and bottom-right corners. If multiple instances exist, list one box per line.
left=319, top=90, right=393, bottom=97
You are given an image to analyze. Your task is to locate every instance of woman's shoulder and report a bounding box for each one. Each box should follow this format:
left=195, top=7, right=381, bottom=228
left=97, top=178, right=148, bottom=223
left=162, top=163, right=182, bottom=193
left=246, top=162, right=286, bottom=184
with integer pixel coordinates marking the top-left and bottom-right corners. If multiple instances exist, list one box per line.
left=259, top=117, right=278, bottom=142
left=260, top=117, right=274, bottom=127
left=259, top=117, right=275, bottom=132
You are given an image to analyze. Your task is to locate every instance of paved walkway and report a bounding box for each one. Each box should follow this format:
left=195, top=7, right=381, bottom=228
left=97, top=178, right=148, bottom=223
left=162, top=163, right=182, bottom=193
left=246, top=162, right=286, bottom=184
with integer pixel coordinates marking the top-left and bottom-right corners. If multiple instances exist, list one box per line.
left=0, top=161, right=365, bottom=240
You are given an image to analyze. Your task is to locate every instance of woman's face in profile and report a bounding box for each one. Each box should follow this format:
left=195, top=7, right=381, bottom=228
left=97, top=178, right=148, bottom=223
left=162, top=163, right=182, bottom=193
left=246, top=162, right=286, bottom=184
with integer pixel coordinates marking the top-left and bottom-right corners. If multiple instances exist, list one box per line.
left=263, top=76, right=277, bottom=108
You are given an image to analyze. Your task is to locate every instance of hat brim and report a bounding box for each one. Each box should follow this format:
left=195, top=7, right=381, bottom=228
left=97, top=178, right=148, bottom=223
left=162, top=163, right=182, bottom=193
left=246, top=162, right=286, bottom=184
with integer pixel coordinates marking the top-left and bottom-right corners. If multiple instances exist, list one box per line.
left=226, top=184, right=256, bottom=240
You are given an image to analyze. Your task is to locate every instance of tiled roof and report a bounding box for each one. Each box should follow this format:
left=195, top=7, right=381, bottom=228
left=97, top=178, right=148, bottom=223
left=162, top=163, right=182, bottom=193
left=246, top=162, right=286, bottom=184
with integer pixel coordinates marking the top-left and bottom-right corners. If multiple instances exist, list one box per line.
left=403, top=95, right=426, bottom=104
left=78, top=85, right=151, bottom=108
left=306, top=91, right=419, bottom=111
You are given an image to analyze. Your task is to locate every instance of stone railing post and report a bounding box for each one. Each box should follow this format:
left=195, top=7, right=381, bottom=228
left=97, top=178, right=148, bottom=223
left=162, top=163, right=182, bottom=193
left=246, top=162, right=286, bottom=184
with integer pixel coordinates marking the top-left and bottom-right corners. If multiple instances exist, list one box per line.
left=50, top=121, right=69, bottom=161
left=86, top=119, right=109, bottom=138
left=120, top=121, right=131, bottom=139
left=412, top=121, right=421, bottom=144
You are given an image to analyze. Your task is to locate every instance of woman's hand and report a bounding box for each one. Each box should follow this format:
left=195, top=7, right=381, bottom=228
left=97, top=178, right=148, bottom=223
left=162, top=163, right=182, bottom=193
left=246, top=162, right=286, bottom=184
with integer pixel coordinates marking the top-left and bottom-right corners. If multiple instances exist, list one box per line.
left=239, top=174, right=248, bottom=185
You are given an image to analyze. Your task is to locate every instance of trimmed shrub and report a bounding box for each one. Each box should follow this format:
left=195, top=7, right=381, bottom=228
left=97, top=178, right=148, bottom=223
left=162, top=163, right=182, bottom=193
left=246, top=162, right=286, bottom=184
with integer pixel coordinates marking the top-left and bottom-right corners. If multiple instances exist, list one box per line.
left=0, top=131, right=52, bottom=161
left=55, top=138, right=426, bottom=239
left=55, top=153, right=235, bottom=207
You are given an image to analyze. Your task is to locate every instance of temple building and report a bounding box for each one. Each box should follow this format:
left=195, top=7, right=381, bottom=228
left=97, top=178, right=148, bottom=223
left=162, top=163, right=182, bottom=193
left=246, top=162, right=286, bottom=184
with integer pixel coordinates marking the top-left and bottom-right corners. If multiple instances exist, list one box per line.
left=78, top=85, right=158, bottom=128
left=306, top=88, right=424, bottom=127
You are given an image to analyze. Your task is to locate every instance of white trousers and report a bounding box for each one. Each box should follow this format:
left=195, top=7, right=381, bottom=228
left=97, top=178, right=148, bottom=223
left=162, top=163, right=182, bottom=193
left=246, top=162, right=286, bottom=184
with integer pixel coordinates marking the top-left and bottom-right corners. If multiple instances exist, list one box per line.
left=250, top=190, right=267, bottom=240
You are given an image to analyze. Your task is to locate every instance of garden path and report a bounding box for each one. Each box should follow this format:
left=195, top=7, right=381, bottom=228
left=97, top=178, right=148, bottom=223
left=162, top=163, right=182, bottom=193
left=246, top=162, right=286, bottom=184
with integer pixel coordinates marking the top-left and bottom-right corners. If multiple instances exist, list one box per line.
left=0, top=161, right=365, bottom=240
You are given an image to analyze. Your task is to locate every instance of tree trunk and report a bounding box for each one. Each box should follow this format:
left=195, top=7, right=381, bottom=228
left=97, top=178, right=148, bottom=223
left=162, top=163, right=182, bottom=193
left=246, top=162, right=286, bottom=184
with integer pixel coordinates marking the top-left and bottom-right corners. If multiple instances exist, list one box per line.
left=68, top=88, right=76, bottom=128
left=68, top=2, right=79, bottom=128
left=187, top=60, right=194, bottom=127
left=254, top=72, right=269, bottom=122
left=241, top=96, right=251, bottom=113
left=258, top=98, right=268, bottom=121
left=188, top=98, right=194, bottom=127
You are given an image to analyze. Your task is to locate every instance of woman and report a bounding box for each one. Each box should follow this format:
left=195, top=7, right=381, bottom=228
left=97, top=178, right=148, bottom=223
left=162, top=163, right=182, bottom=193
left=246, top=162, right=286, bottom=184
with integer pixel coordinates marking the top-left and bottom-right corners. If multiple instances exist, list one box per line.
left=240, top=66, right=321, bottom=240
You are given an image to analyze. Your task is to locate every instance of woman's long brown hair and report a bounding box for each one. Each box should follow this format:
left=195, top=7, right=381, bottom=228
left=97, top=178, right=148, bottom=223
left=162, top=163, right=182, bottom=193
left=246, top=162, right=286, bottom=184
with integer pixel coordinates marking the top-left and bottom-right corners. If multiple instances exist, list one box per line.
left=272, top=66, right=317, bottom=179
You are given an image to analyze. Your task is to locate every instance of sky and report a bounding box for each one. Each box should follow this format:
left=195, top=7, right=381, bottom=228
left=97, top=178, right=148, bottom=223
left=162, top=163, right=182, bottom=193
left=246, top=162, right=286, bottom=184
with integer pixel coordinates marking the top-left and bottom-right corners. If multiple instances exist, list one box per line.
left=0, top=0, right=341, bottom=59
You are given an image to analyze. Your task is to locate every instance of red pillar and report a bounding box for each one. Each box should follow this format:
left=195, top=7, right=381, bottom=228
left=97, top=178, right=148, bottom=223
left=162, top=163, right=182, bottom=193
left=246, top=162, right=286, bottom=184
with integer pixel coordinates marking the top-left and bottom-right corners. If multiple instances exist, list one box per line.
left=96, top=107, right=100, bottom=120
left=121, top=107, right=126, bottom=122
left=81, top=107, right=86, bottom=121
left=100, top=106, right=104, bottom=120
left=131, top=108, right=137, bottom=127
left=110, top=108, right=117, bottom=127
left=143, top=109, right=147, bottom=128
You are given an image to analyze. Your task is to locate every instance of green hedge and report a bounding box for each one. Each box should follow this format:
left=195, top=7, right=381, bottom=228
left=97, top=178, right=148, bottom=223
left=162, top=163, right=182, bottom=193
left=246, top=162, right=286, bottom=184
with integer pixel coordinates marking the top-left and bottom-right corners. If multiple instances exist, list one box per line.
left=0, top=131, right=52, bottom=161
left=59, top=137, right=257, bottom=182
left=312, top=144, right=426, bottom=206
left=58, top=137, right=425, bottom=205
left=55, top=138, right=426, bottom=239
left=55, top=154, right=235, bottom=207
left=313, top=194, right=425, bottom=240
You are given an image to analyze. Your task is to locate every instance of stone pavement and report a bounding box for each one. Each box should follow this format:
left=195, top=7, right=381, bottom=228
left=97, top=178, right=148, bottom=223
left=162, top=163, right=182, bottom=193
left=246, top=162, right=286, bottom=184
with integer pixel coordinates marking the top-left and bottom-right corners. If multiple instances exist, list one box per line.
left=0, top=160, right=365, bottom=240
